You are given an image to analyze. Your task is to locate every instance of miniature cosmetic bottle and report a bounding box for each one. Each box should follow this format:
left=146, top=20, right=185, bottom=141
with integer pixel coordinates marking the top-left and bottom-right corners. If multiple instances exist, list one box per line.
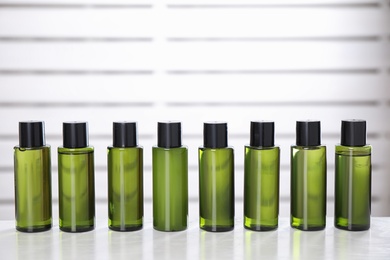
left=199, top=122, right=234, bottom=232
left=335, top=120, right=371, bottom=231
left=291, top=121, right=326, bottom=231
left=14, top=121, right=52, bottom=232
left=108, top=122, right=143, bottom=231
left=58, top=122, right=95, bottom=232
left=244, top=121, right=280, bottom=231
left=152, top=122, right=188, bottom=231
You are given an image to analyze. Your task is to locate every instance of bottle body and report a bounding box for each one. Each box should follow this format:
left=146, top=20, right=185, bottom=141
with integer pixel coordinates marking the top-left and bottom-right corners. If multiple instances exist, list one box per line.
left=335, top=145, right=371, bottom=231
left=152, top=146, right=188, bottom=231
left=58, top=147, right=95, bottom=232
left=14, top=146, right=52, bottom=232
left=244, top=146, right=279, bottom=231
left=108, top=146, right=143, bottom=231
left=199, top=147, right=234, bottom=232
left=291, top=146, right=326, bottom=231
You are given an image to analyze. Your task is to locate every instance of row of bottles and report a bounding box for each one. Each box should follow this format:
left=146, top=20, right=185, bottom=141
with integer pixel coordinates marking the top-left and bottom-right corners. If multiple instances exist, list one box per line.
left=13, top=120, right=371, bottom=233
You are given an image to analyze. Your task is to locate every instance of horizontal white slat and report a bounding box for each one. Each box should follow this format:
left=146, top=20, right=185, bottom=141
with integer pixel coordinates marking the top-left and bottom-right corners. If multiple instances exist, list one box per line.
left=0, top=43, right=154, bottom=70
left=163, top=8, right=382, bottom=37
left=0, top=42, right=382, bottom=70
left=0, top=8, right=382, bottom=38
left=0, top=74, right=386, bottom=102
left=0, top=106, right=383, bottom=135
left=0, top=0, right=380, bottom=5
left=164, top=42, right=382, bottom=70
left=0, top=9, right=154, bottom=37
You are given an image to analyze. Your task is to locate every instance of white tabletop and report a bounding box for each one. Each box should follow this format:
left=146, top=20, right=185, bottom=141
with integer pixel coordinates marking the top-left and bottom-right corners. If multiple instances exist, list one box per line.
left=1, top=217, right=390, bottom=260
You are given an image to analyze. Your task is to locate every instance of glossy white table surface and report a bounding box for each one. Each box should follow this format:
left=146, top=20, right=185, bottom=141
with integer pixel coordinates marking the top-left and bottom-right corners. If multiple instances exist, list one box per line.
left=1, top=217, right=390, bottom=260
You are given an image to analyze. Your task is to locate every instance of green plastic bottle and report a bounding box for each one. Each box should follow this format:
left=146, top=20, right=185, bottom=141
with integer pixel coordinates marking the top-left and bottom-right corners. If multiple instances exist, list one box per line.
left=152, top=122, right=188, bottom=231
left=244, top=121, right=280, bottom=231
left=291, top=121, right=326, bottom=231
left=58, top=122, right=95, bottom=232
left=108, top=122, right=143, bottom=231
left=199, top=122, right=234, bottom=232
left=335, top=120, right=371, bottom=231
left=14, top=121, right=52, bottom=232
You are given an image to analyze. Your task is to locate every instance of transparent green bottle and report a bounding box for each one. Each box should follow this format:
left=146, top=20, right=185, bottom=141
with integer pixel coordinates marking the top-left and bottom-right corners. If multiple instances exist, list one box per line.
left=152, top=122, right=188, bottom=231
left=14, top=121, right=52, bottom=232
left=199, top=122, right=234, bottom=232
left=108, top=122, right=143, bottom=231
left=58, top=122, right=95, bottom=232
left=244, top=121, right=280, bottom=231
left=291, top=121, right=326, bottom=231
left=335, top=120, right=371, bottom=231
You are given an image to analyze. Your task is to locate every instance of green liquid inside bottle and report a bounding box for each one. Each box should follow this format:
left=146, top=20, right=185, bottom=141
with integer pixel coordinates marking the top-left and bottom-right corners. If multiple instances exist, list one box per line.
left=58, top=147, right=95, bottom=232
left=244, top=146, right=279, bottom=231
left=335, top=145, right=371, bottom=231
left=152, top=146, right=188, bottom=231
left=14, top=146, right=52, bottom=232
left=108, top=147, right=143, bottom=231
left=291, top=146, right=326, bottom=231
left=199, top=147, right=234, bottom=232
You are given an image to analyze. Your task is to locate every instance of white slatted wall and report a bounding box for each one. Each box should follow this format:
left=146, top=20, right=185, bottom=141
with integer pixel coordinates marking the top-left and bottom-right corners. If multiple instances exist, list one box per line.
left=0, top=0, right=389, bottom=221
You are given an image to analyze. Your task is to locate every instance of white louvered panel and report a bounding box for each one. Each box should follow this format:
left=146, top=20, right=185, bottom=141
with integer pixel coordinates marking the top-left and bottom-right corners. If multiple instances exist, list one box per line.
left=0, top=0, right=388, bottom=220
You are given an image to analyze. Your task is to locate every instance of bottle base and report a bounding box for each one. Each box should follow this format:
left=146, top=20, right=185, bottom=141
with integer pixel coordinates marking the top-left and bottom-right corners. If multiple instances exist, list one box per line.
left=200, top=225, right=234, bottom=232
left=244, top=224, right=277, bottom=231
left=335, top=224, right=370, bottom=231
left=153, top=226, right=187, bottom=232
left=291, top=225, right=325, bottom=231
left=109, top=225, right=143, bottom=232
left=16, top=224, right=52, bottom=233
left=60, top=225, right=95, bottom=233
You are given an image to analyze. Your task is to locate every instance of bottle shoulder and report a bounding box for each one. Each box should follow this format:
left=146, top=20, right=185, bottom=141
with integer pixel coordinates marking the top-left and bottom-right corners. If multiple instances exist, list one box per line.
left=152, top=145, right=187, bottom=151
left=291, top=145, right=326, bottom=151
left=58, top=146, right=94, bottom=154
left=335, top=144, right=371, bottom=155
left=108, top=146, right=143, bottom=151
left=245, top=145, right=279, bottom=151
left=199, top=146, right=234, bottom=151
left=14, top=145, right=51, bottom=151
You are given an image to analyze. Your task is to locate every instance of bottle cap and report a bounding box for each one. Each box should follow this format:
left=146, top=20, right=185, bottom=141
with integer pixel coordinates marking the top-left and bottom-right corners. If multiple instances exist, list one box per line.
left=113, top=122, right=137, bottom=147
left=157, top=121, right=182, bottom=148
left=341, top=119, right=366, bottom=146
left=19, top=121, right=45, bottom=148
left=63, top=122, right=88, bottom=148
left=296, top=120, right=321, bottom=146
left=250, top=121, right=274, bottom=147
left=203, top=122, right=228, bottom=148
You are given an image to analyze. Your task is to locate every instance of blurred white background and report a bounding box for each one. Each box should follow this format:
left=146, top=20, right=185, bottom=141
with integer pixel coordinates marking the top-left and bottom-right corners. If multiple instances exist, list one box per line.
left=0, top=0, right=389, bottom=222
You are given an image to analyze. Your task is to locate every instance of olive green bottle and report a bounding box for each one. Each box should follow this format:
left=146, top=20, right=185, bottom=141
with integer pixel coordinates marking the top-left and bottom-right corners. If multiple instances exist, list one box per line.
left=14, top=121, right=52, bottom=232
left=108, top=122, right=143, bottom=231
left=152, top=122, right=188, bottom=231
left=335, top=120, right=371, bottom=231
left=244, top=121, right=280, bottom=231
left=58, top=122, right=95, bottom=232
left=199, top=122, right=234, bottom=232
left=291, top=121, right=326, bottom=231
